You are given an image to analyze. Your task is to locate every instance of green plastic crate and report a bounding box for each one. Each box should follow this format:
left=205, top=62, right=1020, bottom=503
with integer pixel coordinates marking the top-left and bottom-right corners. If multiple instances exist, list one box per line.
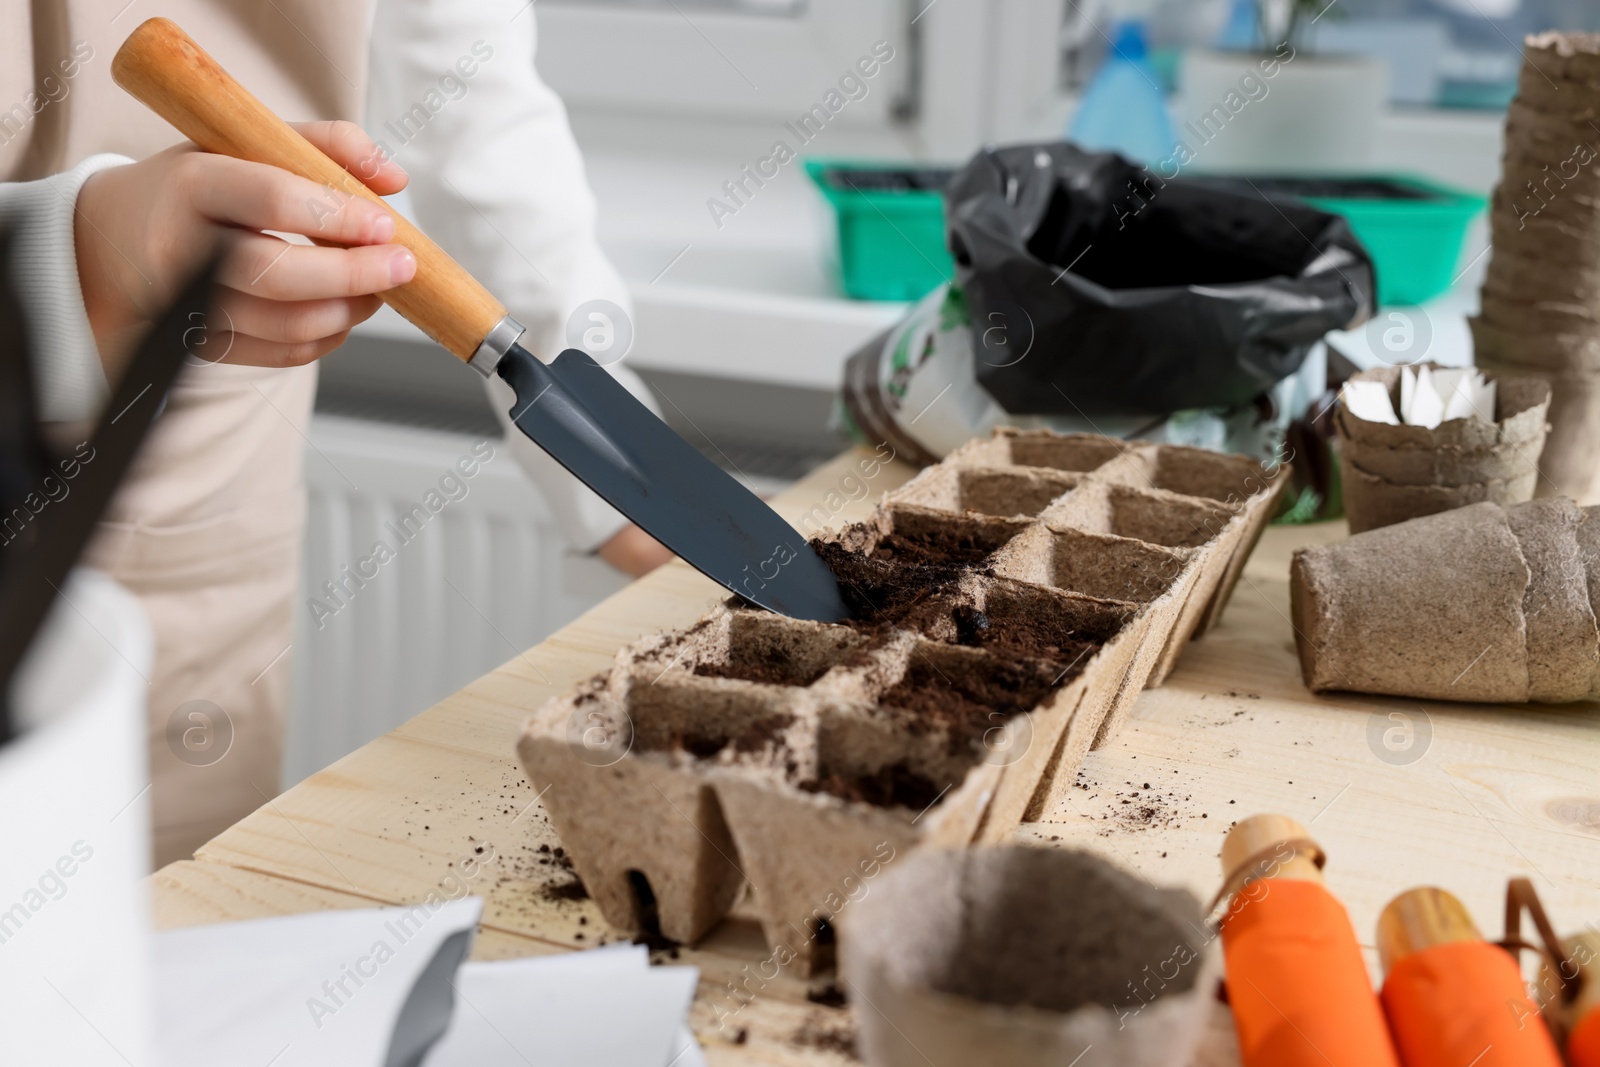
left=805, top=158, right=954, bottom=302
left=1259, top=175, right=1488, bottom=307
left=807, top=162, right=1484, bottom=307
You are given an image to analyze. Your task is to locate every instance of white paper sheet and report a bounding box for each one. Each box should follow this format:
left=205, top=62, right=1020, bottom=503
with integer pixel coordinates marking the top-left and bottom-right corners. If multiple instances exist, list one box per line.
left=423, top=945, right=699, bottom=1067
left=153, top=898, right=483, bottom=1067
left=668, top=1026, right=710, bottom=1067
left=154, top=903, right=701, bottom=1067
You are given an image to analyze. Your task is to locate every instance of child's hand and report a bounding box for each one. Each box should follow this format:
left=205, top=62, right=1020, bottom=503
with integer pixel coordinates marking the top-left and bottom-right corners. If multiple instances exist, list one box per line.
left=74, top=120, right=415, bottom=375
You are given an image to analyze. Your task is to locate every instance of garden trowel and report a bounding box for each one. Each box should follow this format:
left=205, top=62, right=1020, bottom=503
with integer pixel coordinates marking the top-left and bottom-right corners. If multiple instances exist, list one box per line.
left=112, top=17, right=849, bottom=622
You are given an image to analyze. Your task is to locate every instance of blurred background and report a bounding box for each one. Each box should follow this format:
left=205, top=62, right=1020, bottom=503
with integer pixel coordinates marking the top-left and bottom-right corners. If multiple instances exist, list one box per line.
left=294, top=0, right=1596, bottom=783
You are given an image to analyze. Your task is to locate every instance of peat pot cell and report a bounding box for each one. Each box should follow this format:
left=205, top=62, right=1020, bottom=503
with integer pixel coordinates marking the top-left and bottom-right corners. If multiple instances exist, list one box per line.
left=813, top=541, right=970, bottom=635
left=625, top=680, right=802, bottom=766
left=1054, top=484, right=1236, bottom=550
left=876, top=641, right=1065, bottom=757
left=869, top=508, right=1032, bottom=567
left=999, top=526, right=1192, bottom=604
left=895, top=465, right=1081, bottom=519
left=781, top=642, right=1056, bottom=815
left=691, top=611, right=866, bottom=687
left=802, top=746, right=955, bottom=811
left=1004, top=432, right=1129, bottom=474
left=955, top=580, right=1132, bottom=671
left=1141, top=446, right=1274, bottom=503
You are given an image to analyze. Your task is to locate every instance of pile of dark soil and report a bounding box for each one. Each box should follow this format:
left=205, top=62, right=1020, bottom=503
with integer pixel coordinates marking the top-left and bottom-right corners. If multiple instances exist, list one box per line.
left=882, top=654, right=1061, bottom=755
left=951, top=604, right=1103, bottom=673
left=813, top=537, right=959, bottom=631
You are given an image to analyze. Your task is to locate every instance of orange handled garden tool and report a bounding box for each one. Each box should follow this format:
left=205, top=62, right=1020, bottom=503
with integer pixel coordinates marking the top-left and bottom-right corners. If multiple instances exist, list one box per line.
left=1216, top=814, right=1400, bottom=1067
left=1556, top=930, right=1600, bottom=1067
left=1504, top=878, right=1600, bottom=1066
left=1378, top=886, right=1563, bottom=1067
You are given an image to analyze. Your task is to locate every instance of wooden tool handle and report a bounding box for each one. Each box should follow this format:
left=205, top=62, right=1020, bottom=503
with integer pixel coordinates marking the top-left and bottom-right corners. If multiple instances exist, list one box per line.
left=1378, top=887, right=1482, bottom=974
left=1216, top=814, right=1326, bottom=906
left=112, top=17, right=506, bottom=363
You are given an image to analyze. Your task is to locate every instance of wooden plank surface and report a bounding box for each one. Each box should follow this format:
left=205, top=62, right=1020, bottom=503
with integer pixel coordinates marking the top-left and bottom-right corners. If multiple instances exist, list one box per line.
left=151, top=447, right=1600, bottom=1064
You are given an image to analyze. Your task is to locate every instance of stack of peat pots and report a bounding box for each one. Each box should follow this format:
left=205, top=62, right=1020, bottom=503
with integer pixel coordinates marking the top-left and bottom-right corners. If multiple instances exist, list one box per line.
left=1336, top=364, right=1551, bottom=533
left=1472, top=31, right=1600, bottom=506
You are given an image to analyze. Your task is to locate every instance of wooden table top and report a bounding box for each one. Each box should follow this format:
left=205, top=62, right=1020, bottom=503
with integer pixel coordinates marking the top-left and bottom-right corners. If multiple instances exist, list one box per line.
left=151, top=447, right=1600, bottom=1066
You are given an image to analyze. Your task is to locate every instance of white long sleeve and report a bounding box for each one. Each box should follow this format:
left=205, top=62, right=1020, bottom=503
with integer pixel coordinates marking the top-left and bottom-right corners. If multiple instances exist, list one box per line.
left=366, top=0, right=653, bottom=553
left=0, top=153, right=128, bottom=423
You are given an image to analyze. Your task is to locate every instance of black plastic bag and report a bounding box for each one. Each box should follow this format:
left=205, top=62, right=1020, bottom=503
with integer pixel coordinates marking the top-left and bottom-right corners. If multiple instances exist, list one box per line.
left=945, top=142, right=1376, bottom=418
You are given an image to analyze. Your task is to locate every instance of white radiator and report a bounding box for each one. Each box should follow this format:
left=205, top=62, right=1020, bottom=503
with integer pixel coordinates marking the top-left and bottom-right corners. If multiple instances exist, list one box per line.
left=285, top=415, right=630, bottom=786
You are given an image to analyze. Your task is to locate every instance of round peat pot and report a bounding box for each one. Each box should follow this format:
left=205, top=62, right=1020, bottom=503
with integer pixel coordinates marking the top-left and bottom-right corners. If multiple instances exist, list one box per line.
left=840, top=845, right=1215, bottom=1067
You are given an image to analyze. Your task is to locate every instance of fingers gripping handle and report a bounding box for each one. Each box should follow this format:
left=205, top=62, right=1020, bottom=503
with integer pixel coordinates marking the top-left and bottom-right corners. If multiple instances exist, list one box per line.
left=111, top=17, right=509, bottom=363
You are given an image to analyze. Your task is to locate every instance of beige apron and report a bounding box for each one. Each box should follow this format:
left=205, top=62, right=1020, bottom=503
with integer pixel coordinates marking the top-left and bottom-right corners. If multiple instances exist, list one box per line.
left=5, top=0, right=370, bottom=865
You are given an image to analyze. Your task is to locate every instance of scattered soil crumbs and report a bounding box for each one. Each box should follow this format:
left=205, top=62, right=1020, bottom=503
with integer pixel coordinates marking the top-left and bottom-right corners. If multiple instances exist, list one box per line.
left=791, top=1016, right=858, bottom=1059
left=881, top=654, right=1060, bottom=754
left=1072, top=772, right=1194, bottom=835
left=543, top=878, right=589, bottom=903
left=519, top=843, right=590, bottom=903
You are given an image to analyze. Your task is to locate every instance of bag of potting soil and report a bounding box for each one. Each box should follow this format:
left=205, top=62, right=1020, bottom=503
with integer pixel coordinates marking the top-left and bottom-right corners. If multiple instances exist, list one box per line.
left=838, top=141, right=1373, bottom=516
left=947, top=141, right=1375, bottom=417
left=838, top=281, right=1323, bottom=484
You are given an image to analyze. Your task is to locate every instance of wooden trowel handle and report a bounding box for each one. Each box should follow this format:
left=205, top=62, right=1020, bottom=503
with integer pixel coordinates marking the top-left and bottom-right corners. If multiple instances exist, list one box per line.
left=112, top=17, right=506, bottom=363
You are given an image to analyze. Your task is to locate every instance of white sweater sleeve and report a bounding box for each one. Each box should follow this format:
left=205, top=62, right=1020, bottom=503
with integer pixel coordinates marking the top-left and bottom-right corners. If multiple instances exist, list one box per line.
left=0, top=154, right=129, bottom=423
left=367, top=0, right=653, bottom=554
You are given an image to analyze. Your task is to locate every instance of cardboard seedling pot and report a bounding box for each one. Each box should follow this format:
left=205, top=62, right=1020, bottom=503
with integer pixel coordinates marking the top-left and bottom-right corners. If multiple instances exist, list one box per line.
left=1293, top=499, right=1600, bottom=703
left=1503, top=96, right=1600, bottom=145
left=1477, top=292, right=1600, bottom=352
left=1524, top=31, right=1600, bottom=84
left=909, top=429, right=1285, bottom=658
left=1508, top=499, right=1600, bottom=701
left=1340, top=459, right=1538, bottom=534
left=518, top=428, right=1286, bottom=965
left=1336, top=364, right=1551, bottom=531
left=1341, top=436, right=1541, bottom=488
left=1292, top=502, right=1535, bottom=701
left=711, top=622, right=1118, bottom=976
left=518, top=612, right=848, bottom=944
left=1579, top=505, right=1600, bottom=698
left=1474, top=357, right=1600, bottom=505
left=1488, top=207, right=1600, bottom=278
left=1483, top=247, right=1600, bottom=307
left=839, top=845, right=1217, bottom=1067
left=1471, top=317, right=1600, bottom=375
left=1510, top=67, right=1600, bottom=116
left=1498, top=158, right=1600, bottom=218
left=1336, top=365, right=1552, bottom=450
left=1533, top=370, right=1600, bottom=507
